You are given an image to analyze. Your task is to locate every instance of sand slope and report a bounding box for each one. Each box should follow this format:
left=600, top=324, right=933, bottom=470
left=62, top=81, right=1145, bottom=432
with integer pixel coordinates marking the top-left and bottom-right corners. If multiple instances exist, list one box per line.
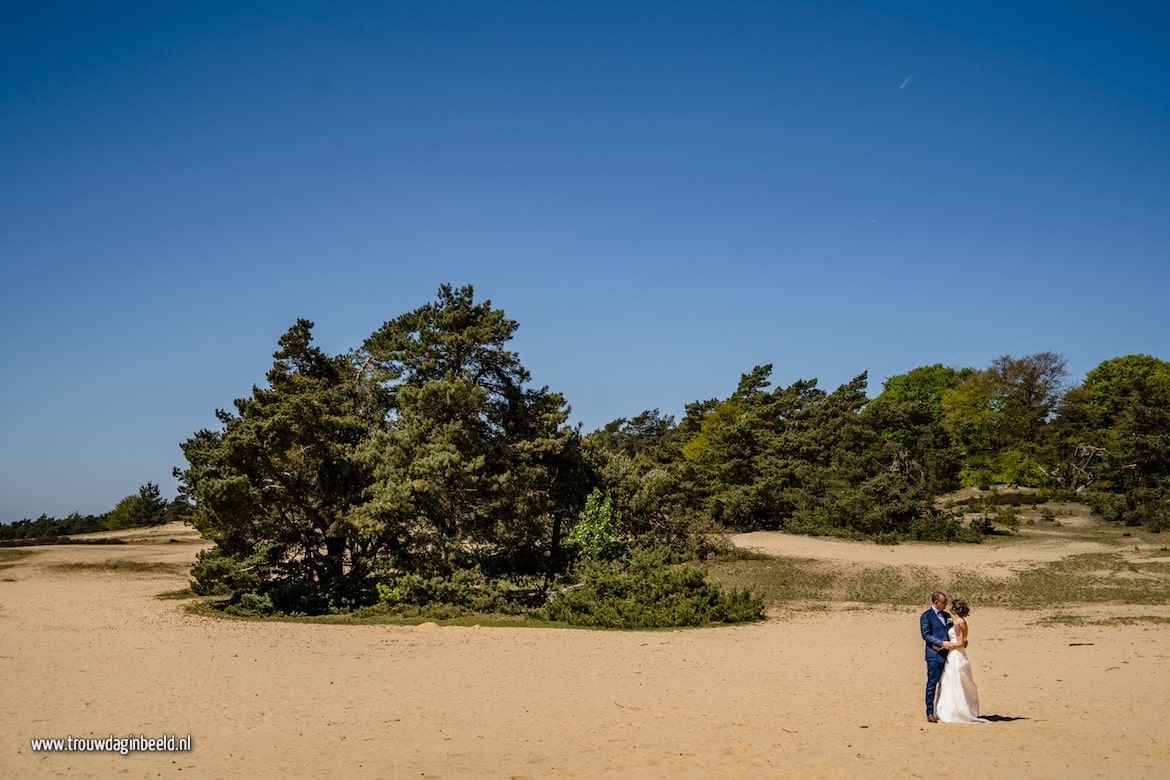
left=2, top=523, right=1167, bottom=778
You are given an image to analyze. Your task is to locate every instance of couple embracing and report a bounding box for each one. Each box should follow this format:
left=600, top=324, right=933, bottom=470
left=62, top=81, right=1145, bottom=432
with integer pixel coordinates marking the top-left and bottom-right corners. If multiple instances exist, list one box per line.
left=920, top=591, right=988, bottom=723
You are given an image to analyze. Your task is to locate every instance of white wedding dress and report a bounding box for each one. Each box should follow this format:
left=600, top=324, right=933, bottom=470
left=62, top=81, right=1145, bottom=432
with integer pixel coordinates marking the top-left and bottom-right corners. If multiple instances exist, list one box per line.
left=934, top=626, right=989, bottom=723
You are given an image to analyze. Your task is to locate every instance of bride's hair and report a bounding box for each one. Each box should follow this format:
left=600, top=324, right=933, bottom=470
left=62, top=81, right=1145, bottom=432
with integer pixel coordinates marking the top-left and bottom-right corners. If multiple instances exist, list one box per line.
left=950, top=599, right=970, bottom=617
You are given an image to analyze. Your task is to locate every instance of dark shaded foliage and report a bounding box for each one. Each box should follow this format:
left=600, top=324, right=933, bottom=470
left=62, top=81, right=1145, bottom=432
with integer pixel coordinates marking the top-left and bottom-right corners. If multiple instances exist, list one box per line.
left=538, top=549, right=765, bottom=629
left=0, top=512, right=107, bottom=541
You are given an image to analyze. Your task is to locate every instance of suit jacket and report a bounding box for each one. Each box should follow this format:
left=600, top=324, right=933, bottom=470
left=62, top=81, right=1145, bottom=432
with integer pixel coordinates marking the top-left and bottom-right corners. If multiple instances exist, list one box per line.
left=920, top=608, right=951, bottom=662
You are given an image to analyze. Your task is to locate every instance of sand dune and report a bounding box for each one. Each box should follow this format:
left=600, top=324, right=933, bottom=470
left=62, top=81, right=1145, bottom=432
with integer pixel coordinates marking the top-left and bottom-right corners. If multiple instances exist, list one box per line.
left=2, top=522, right=1167, bottom=778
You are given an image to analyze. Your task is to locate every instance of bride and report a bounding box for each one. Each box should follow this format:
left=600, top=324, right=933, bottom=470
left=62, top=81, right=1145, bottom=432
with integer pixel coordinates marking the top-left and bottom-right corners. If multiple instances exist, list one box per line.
left=934, top=598, right=989, bottom=723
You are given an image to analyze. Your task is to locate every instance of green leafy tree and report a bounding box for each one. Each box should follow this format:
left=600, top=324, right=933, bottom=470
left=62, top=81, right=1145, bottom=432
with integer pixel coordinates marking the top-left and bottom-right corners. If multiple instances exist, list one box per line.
left=942, top=353, right=1068, bottom=486
left=1079, top=354, right=1170, bottom=488
left=1067, top=355, right=1170, bottom=528
left=863, top=364, right=968, bottom=496
left=990, top=352, right=1068, bottom=445
left=567, top=488, right=623, bottom=560
left=876, top=364, right=973, bottom=416
left=940, top=370, right=998, bottom=484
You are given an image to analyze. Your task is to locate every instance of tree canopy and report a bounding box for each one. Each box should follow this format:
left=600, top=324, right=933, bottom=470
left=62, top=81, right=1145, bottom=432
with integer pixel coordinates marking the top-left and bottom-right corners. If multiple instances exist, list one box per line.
left=180, top=286, right=592, bottom=614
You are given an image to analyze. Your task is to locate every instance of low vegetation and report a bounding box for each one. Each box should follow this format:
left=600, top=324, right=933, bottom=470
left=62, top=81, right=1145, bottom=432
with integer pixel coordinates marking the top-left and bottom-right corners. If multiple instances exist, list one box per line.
left=49, top=560, right=189, bottom=576
left=0, top=548, right=34, bottom=574
left=708, top=528, right=1170, bottom=613
left=534, top=549, right=765, bottom=629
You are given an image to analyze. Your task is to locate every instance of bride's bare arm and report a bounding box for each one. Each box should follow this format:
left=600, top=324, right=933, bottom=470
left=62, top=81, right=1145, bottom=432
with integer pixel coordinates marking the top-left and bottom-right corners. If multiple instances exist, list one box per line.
left=939, top=617, right=969, bottom=649
left=953, top=618, right=970, bottom=647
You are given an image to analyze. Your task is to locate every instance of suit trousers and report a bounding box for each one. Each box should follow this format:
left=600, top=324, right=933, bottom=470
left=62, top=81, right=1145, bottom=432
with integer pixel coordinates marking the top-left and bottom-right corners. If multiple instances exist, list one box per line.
left=925, top=655, right=946, bottom=715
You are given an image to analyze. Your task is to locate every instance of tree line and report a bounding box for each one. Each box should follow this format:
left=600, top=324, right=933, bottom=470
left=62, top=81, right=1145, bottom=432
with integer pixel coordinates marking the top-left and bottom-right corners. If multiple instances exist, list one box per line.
left=175, top=285, right=1167, bottom=618
left=595, top=351, right=1168, bottom=541
left=0, top=482, right=190, bottom=543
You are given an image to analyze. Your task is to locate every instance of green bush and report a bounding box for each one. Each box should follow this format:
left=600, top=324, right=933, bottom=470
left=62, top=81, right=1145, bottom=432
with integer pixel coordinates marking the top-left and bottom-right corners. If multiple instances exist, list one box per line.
left=634, top=510, right=735, bottom=561
left=993, top=505, right=1021, bottom=532
left=538, top=550, right=765, bottom=629
left=568, top=489, right=624, bottom=560
left=906, top=511, right=983, bottom=542
left=190, top=547, right=250, bottom=596
left=1085, top=488, right=1168, bottom=530
left=225, top=591, right=275, bottom=616
left=376, top=567, right=530, bottom=613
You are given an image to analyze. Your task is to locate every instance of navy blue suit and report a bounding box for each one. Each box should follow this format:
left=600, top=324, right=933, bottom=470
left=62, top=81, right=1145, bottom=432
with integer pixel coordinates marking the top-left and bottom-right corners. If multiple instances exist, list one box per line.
left=920, top=608, right=951, bottom=716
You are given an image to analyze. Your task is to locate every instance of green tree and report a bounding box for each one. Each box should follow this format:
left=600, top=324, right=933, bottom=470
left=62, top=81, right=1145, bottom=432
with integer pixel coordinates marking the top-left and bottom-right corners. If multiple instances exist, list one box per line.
left=179, top=289, right=591, bottom=613
left=567, top=488, right=623, bottom=560
left=176, top=286, right=780, bottom=619
left=676, top=365, right=800, bottom=529
left=1078, top=354, right=1170, bottom=487
left=671, top=366, right=886, bottom=534
left=990, top=352, right=1068, bottom=445
left=942, top=353, right=1068, bottom=486
left=582, top=408, right=691, bottom=552
left=180, top=319, right=378, bottom=612
left=358, top=285, right=589, bottom=583
left=105, top=482, right=169, bottom=530
left=1068, top=355, right=1170, bottom=528
left=590, top=409, right=678, bottom=462
left=874, top=364, right=972, bottom=418
left=863, top=364, right=968, bottom=496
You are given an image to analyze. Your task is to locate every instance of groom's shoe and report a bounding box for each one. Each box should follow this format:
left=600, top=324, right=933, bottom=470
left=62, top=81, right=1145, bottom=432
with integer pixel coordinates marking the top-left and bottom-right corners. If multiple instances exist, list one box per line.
left=926, top=715, right=938, bottom=723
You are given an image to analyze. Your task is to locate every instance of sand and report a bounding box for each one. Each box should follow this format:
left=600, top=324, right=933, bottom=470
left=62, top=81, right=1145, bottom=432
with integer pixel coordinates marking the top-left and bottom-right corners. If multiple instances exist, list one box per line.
left=2, top=522, right=1168, bottom=779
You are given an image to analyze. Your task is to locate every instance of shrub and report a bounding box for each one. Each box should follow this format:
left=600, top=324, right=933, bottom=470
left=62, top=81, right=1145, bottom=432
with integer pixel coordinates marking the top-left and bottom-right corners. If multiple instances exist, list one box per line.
left=568, top=489, right=624, bottom=561
left=376, top=567, right=531, bottom=613
left=906, top=511, right=983, bottom=543
left=1085, top=488, right=1168, bottom=530
left=190, top=547, right=250, bottom=596
left=225, top=591, right=275, bottom=616
left=634, top=510, right=735, bottom=561
left=538, top=550, right=765, bottom=629
left=994, top=505, right=1021, bottom=532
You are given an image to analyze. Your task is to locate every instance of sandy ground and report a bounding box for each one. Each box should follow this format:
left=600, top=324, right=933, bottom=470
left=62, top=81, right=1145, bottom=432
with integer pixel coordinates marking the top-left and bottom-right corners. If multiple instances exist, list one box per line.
left=2, top=523, right=1168, bottom=779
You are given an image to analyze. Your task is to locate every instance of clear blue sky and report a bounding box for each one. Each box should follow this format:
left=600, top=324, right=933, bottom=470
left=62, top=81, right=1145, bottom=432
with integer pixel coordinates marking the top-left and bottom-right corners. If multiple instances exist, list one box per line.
left=3, top=2, right=1168, bottom=523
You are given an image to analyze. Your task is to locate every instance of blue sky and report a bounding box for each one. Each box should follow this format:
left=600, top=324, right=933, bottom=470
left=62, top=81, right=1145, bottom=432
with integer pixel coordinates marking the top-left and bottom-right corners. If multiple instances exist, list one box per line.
left=3, top=1, right=1168, bottom=522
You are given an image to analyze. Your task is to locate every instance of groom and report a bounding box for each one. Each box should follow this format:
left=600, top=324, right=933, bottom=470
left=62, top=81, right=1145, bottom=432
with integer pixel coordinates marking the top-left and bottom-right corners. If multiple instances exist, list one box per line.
left=920, top=591, right=956, bottom=723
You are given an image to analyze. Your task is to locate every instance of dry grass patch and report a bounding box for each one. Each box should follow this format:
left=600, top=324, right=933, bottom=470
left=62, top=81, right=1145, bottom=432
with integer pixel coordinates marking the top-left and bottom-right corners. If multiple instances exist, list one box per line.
left=709, top=549, right=1170, bottom=611
left=0, top=548, right=35, bottom=572
left=1035, top=612, right=1170, bottom=627
left=49, top=560, right=189, bottom=576
left=156, top=587, right=199, bottom=600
